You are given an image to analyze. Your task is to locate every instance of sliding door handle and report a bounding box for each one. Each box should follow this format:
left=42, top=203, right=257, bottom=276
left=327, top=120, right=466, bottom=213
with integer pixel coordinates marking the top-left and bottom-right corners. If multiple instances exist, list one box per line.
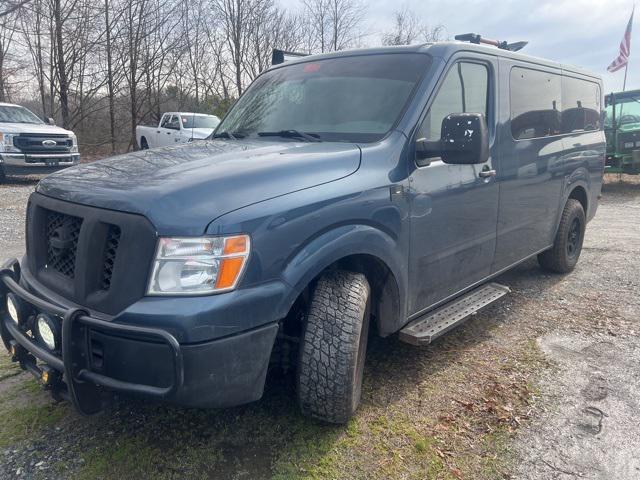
left=479, top=169, right=496, bottom=178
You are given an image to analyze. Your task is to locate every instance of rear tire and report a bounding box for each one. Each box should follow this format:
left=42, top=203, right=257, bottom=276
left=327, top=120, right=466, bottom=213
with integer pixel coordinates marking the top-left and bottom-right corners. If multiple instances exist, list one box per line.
left=140, top=137, right=149, bottom=150
left=297, top=270, right=371, bottom=424
left=538, top=199, right=586, bottom=273
left=0, top=166, right=5, bottom=184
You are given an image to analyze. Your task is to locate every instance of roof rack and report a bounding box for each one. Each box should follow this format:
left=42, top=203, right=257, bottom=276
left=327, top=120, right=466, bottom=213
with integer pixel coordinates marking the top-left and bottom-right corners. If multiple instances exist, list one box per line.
left=272, top=49, right=309, bottom=66
left=454, top=33, right=528, bottom=52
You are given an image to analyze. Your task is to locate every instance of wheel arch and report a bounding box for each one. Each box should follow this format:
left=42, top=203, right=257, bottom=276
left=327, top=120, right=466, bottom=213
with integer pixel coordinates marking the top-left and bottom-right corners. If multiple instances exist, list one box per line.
left=277, top=224, right=407, bottom=337
left=568, top=184, right=588, bottom=215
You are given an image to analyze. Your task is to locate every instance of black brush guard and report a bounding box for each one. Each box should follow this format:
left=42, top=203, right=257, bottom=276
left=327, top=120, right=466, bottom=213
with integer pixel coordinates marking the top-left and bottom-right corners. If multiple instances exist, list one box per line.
left=0, top=258, right=184, bottom=415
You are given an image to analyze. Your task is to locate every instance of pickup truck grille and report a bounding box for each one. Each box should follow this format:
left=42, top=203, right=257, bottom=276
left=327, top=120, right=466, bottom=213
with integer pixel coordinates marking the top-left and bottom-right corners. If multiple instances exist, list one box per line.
left=14, top=133, right=72, bottom=154
left=26, top=193, right=157, bottom=315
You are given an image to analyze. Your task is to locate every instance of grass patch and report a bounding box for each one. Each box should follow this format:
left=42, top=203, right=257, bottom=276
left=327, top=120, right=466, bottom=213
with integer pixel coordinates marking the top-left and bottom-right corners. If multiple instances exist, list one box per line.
left=0, top=402, right=66, bottom=448
left=0, top=352, right=21, bottom=381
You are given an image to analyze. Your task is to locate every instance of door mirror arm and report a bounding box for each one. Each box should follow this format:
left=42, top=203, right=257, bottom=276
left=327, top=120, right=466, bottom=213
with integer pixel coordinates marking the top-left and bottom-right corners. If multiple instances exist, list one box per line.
left=415, top=138, right=442, bottom=167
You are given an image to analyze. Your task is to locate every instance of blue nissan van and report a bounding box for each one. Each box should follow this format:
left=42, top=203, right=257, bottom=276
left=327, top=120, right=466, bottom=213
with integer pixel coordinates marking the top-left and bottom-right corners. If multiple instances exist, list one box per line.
left=1, top=40, right=605, bottom=423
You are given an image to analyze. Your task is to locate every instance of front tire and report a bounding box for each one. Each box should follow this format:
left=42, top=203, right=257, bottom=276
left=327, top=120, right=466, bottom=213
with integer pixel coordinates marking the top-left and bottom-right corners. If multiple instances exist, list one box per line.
left=538, top=198, right=586, bottom=273
left=297, top=270, right=371, bottom=424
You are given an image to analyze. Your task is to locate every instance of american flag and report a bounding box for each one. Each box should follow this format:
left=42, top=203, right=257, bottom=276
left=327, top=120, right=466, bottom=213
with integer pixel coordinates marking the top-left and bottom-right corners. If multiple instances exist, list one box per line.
left=608, top=10, right=634, bottom=73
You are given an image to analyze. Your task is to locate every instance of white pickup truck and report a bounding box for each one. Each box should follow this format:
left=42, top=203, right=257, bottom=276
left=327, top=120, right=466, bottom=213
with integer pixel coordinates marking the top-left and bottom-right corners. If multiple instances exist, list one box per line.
left=136, top=112, right=220, bottom=150
left=0, top=102, right=79, bottom=182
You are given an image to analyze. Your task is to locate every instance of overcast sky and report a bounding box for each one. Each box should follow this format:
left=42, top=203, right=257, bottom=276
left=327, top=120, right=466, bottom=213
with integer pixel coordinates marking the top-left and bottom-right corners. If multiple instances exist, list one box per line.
left=295, top=0, right=637, bottom=94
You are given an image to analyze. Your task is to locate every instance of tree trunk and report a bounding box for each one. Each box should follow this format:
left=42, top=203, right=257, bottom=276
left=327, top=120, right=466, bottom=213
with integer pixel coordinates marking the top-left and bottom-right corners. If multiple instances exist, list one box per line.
left=105, top=0, right=116, bottom=153
left=53, top=0, right=70, bottom=127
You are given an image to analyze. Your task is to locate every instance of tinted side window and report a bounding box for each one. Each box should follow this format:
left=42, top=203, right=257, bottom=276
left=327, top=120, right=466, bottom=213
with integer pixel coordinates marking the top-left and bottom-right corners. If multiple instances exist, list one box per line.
left=419, top=62, right=489, bottom=140
left=510, top=67, right=561, bottom=140
left=562, top=77, right=601, bottom=133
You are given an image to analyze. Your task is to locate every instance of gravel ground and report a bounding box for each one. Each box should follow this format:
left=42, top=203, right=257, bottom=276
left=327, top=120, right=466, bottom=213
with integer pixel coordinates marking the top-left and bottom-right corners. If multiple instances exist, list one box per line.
left=0, top=177, right=36, bottom=260
left=512, top=178, right=640, bottom=480
left=0, top=173, right=638, bottom=479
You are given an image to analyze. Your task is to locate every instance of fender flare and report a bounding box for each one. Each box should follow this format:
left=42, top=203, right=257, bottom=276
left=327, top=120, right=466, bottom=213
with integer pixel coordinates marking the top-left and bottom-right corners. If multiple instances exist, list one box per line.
left=552, top=168, right=590, bottom=238
left=276, top=224, right=407, bottom=336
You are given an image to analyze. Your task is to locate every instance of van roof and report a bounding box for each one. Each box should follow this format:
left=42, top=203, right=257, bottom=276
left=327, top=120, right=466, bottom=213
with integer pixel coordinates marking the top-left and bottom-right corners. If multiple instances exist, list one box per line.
left=271, top=41, right=600, bottom=81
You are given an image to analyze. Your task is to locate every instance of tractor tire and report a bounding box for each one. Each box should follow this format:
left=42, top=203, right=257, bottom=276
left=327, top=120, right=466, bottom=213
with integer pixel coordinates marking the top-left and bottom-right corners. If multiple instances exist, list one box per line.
left=297, top=270, right=371, bottom=424
left=538, top=199, right=586, bottom=273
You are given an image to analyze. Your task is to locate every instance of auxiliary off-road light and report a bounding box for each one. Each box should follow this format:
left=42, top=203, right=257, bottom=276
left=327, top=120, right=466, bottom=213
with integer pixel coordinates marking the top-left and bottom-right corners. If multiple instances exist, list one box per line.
left=35, top=313, right=58, bottom=351
left=6, top=293, right=22, bottom=324
left=148, top=235, right=251, bottom=295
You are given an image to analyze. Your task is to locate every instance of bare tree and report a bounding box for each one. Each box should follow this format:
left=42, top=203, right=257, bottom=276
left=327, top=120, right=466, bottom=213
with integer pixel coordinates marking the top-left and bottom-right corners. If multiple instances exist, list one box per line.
left=0, top=6, right=20, bottom=100
left=382, top=7, right=444, bottom=46
left=0, top=0, right=31, bottom=17
left=303, top=0, right=364, bottom=53
left=245, top=2, right=303, bottom=79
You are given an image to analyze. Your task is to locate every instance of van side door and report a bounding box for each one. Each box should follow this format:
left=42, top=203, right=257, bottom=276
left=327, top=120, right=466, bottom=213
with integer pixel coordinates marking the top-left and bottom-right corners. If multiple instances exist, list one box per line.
left=408, top=55, right=500, bottom=316
left=492, top=62, right=564, bottom=271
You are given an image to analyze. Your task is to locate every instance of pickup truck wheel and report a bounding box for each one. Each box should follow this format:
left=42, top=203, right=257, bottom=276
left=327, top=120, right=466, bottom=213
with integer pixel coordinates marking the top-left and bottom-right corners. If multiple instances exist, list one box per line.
left=0, top=166, right=5, bottom=184
left=140, top=137, right=149, bottom=150
left=538, top=198, right=586, bottom=273
left=297, top=270, right=371, bottom=424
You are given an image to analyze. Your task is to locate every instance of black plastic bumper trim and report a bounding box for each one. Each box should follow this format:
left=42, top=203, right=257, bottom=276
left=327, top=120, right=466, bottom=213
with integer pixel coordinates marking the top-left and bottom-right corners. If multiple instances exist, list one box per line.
left=0, top=258, right=184, bottom=413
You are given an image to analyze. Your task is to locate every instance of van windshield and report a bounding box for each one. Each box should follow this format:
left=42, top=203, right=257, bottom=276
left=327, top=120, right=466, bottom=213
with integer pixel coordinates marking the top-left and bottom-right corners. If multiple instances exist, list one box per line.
left=216, top=53, right=432, bottom=143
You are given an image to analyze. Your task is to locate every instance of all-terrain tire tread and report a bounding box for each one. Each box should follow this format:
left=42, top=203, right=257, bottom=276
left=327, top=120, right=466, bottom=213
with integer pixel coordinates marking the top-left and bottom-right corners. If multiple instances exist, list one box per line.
left=297, top=270, right=370, bottom=424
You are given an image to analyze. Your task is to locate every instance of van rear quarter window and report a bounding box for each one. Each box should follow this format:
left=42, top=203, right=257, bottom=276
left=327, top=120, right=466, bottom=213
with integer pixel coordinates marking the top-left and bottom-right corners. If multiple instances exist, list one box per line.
left=510, top=67, right=562, bottom=140
left=561, top=76, right=601, bottom=133
left=510, top=67, right=602, bottom=140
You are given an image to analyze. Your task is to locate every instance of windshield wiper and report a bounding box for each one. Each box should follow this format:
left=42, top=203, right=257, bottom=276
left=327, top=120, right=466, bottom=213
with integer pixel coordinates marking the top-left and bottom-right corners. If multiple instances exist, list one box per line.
left=212, top=131, right=245, bottom=139
left=258, top=130, right=322, bottom=142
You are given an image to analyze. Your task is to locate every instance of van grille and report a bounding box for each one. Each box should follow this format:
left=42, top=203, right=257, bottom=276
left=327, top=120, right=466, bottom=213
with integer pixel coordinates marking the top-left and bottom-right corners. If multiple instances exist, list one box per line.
left=26, top=193, right=157, bottom=315
left=101, top=226, right=121, bottom=291
left=46, top=211, right=82, bottom=278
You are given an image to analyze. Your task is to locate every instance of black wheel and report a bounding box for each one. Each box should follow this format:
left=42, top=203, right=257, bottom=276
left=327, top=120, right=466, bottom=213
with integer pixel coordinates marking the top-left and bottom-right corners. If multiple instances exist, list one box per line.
left=140, top=137, right=149, bottom=150
left=538, top=199, right=586, bottom=273
left=0, top=166, right=5, bottom=184
left=297, top=270, right=371, bottom=424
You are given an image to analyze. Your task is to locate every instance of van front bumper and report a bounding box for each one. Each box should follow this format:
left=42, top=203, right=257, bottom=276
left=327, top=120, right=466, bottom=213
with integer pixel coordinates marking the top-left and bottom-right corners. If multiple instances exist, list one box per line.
left=0, top=258, right=278, bottom=414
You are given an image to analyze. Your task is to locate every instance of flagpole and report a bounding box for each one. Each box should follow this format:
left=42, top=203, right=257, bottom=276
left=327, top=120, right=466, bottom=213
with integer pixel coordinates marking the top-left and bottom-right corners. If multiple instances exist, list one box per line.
left=623, top=62, right=629, bottom=91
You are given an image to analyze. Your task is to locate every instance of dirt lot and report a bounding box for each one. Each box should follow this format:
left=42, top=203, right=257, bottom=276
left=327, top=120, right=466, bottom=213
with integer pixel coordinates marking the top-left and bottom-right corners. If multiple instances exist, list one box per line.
left=0, top=174, right=638, bottom=479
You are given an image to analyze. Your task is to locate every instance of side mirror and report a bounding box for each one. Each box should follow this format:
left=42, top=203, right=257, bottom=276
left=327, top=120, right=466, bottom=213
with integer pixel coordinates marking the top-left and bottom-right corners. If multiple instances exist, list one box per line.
left=416, top=113, right=489, bottom=166
left=46, top=117, right=55, bottom=125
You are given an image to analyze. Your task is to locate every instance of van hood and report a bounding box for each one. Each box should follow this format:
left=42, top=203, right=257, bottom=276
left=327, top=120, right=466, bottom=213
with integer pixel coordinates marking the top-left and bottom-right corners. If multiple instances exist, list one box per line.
left=37, top=139, right=361, bottom=235
left=0, top=122, right=74, bottom=136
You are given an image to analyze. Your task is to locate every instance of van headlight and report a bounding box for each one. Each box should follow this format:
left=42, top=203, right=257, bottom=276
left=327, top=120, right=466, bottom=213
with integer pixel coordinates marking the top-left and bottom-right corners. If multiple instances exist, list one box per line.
left=147, top=235, right=250, bottom=295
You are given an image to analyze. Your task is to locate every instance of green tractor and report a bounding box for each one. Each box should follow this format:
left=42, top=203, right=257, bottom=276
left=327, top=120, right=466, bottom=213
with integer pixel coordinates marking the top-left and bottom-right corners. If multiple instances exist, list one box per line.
left=605, top=89, right=640, bottom=175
